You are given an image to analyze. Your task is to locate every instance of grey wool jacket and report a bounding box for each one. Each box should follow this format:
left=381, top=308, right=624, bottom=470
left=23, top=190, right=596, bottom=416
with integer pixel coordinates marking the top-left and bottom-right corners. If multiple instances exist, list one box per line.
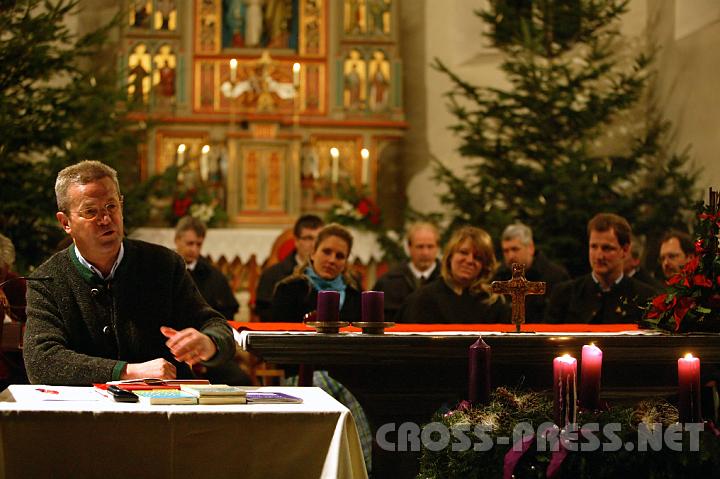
left=24, top=239, right=235, bottom=385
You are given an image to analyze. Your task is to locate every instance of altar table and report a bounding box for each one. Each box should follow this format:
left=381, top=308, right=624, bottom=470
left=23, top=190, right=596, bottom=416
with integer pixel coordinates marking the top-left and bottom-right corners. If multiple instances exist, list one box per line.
left=0, top=385, right=368, bottom=479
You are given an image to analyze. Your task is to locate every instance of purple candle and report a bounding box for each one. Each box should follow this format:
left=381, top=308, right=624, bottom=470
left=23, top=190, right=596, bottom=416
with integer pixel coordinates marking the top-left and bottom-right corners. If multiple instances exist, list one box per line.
left=678, top=353, right=702, bottom=423
left=553, top=354, right=577, bottom=427
left=361, top=291, right=384, bottom=322
left=468, top=337, right=491, bottom=404
left=316, top=290, right=340, bottom=322
left=580, top=344, right=602, bottom=410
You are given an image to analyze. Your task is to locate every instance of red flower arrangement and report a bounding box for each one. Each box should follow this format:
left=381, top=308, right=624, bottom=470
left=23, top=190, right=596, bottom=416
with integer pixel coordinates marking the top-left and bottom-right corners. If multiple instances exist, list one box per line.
left=644, top=188, right=720, bottom=332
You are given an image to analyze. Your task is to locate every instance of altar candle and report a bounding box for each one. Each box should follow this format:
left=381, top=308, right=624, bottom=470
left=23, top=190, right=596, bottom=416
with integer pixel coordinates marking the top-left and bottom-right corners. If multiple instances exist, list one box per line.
left=678, top=353, right=702, bottom=423
left=316, top=290, right=340, bottom=323
left=360, top=148, right=370, bottom=185
left=580, top=343, right=602, bottom=410
left=200, top=144, right=210, bottom=182
left=230, top=58, right=238, bottom=82
left=292, top=62, right=301, bottom=88
left=553, top=354, right=577, bottom=427
left=468, top=337, right=491, bottom=405
left=176, top=143, right=186, bottom=167
left=330, top=147, right=339, bottom=184
left=361, top=291, right=384, bottom=322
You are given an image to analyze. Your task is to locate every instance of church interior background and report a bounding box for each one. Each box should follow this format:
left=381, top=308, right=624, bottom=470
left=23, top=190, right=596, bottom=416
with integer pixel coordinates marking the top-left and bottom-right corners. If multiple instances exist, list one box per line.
left=58, top=0, right=720, bottom=320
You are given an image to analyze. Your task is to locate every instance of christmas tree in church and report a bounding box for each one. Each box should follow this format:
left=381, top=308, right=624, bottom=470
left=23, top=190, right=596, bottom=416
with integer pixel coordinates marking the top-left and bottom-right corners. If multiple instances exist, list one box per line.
left=433, top=0, right=698, bottom=276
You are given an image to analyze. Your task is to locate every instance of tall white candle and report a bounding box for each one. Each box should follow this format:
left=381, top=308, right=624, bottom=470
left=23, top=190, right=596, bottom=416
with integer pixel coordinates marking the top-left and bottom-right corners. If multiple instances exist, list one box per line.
left=360, top=148, right=370, bottom=185
left=200, top=144, right=210, bottom=182
left=177, top=143, right=186, bottom=167
left=330, top=147, right=339, bottom=184
left=230, top=58, right=238, bottom=82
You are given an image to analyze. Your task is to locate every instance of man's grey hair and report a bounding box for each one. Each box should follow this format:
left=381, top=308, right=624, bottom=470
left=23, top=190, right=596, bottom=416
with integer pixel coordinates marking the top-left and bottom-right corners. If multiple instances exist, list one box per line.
left=55, top=160, right=121, bottom=213
left=501, top=223, right=533, bottom=246
left=406, top=222, right=439, bottom=246
left=175, top=216, right=207, bottom=239
left=0, top=234, right=16, bottom=270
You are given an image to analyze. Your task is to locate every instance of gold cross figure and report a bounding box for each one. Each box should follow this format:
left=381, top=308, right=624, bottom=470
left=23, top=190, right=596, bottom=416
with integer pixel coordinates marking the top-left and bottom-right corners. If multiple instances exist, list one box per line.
left=491, top=263, right=546, bottom=332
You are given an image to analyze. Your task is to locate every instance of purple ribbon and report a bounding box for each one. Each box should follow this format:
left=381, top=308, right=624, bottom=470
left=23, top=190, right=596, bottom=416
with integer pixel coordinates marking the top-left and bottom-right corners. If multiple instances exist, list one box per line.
left=503, top=434, right=536, bottom=479
left=546, top=435, right=569, bottom=477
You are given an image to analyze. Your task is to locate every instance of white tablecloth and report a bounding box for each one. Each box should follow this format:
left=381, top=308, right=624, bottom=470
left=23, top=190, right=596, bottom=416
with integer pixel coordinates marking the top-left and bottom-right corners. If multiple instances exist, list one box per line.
left=0, top=385, right=368, bottom=479
left=130, top=227, right=383, bottom=264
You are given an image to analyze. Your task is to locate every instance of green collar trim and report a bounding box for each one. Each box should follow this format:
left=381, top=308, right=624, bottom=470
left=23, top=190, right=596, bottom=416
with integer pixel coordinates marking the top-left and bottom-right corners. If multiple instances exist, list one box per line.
left=69, top=244, right=106, bottom=286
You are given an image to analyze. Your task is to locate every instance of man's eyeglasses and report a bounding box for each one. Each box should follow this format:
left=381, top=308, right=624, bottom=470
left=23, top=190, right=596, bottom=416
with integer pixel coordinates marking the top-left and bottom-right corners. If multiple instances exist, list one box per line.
left=73, top=200, right=122, bottom=221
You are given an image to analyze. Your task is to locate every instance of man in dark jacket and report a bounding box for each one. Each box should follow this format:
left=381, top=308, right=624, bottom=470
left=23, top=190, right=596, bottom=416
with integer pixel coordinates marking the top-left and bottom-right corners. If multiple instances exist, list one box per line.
left=545, top=213, right=656, bottom=324
left=372, top=222, right=441, bottom=321
left=255, top=214, right=323, bottom=321
left=174, top=216, right=239, bottom=321
left=492, top=223, right=570, bottom=322
left=24, top=160, right=235, bottom=385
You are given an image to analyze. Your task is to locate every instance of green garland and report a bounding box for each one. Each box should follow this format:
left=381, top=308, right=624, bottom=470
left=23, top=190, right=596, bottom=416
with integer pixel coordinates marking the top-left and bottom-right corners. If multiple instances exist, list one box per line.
left=418, top=387, right=720, bottom=478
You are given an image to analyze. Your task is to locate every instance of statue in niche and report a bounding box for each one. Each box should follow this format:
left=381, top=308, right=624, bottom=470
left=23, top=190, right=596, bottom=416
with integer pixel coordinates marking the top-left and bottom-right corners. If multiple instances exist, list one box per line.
left=244, top=0, right=262, bottom=47
left=129, top=63, right=148, bottom=104
left=128, top=44, right=151, bottom=105
left=157, top=60, right=176, bottom=98
left=264, top=0, right=294, bottom=48
left=345, top=64, right=361, bottom=109
left=368, top=0, right=390, bottom=35
left=343, top=52, right=365, bottom=110
left=132, top=1, right=151, bottom=28
left=304, top=19, right=319, bottom=54
left=201, top=13, right=218, bottom=51
left=200, top=63, right=215, bottom=107
left=369, top=53, right=390, bottom=111
left=345, top=0, right=365, bottom=34
left=157, top=0, right=176, bottom=31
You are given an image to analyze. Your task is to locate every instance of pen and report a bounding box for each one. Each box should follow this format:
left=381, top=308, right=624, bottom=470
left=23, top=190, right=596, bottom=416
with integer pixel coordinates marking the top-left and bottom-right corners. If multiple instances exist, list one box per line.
left=36, top=388, right=59, bottom=394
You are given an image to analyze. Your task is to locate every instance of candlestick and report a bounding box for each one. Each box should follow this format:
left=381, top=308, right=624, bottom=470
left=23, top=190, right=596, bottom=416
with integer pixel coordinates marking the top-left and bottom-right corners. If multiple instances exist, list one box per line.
left=293, top=62, right=301, bottom=88
left=678, top=353, right=702, bottom=423
left=580, top=343, right=602, bottom=410
left=361, top=291, right=384, bottom=322
left=230, top=58, right=238, bottom=82
left=316, top=290, right=340, bottom=323
left=330, top=147, right=339, bottom=184
left=468, top=337, right=491, bottom=405
left=360, top=148, right=369, bottom=185
left=553, top=354, right=577, bottom=427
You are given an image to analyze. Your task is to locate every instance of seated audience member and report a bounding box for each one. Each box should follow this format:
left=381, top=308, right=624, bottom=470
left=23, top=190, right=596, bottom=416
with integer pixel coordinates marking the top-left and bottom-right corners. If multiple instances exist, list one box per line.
left=174, top=216, right=239, bottom=321
left=397, top=226, right=510, bottom=324
left=492, top=223, right=569, bottom=322
left=0, top=233, right=26, bottom=322
left=545, top=213, right=656, bottom=324
left=174, top=216, right=249, bottom=385
left=271, top=223, right=361, bottom=323
left=624, top=234, right=663, bottom=290
left=372, top=222, right=441, bottom=321
left=255, top=214, right=324, bottom=321
left=659, top=230, right=696, bottom=280
left=24, top=160, right=235, bottom=385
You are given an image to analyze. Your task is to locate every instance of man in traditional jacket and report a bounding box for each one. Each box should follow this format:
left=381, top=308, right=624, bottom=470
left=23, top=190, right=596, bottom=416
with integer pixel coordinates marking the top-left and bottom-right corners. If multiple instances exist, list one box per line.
left=24, top=160, right=235, bottom=385
left=255, top=214, right=324, bottom=321
left=492, top=223, right=570, bottom=322
left=545, top=213, right=656, bottom=324
left=372, top=222, right=441, bottom=321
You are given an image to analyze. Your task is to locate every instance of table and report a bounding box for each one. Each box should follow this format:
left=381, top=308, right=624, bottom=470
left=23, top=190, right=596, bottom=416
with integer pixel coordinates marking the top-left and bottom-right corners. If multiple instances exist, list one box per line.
left=0, top=385, right=368, bottom=479
left=239, top=324, right=720, bottom=478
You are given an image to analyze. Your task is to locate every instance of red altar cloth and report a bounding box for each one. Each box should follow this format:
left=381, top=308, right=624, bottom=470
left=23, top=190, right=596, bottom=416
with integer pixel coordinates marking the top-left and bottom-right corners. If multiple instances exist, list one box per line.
left=229, top=322, right=639, bottom=333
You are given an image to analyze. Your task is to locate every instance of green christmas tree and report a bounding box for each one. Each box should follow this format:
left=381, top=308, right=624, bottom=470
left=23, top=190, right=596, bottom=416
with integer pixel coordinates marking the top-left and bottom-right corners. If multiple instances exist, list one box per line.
left=433, top=0, right=698, bottom=276
left=0, top=0, right=147, bottom=271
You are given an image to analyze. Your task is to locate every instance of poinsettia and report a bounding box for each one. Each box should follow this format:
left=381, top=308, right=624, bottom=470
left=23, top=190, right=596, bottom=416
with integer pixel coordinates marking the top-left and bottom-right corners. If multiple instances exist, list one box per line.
left=644, top=189, right=720, bottom=332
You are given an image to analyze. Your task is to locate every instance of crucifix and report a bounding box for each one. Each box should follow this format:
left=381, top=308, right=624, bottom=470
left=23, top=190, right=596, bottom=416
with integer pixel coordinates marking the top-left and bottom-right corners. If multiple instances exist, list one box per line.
left=491, top=263, right=546, bottom=332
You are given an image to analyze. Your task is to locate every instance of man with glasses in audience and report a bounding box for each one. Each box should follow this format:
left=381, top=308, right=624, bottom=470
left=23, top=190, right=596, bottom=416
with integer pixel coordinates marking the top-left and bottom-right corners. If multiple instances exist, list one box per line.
left=658, top=230, right=696, bottom=280
left=24, top=160, right=235, bottom=385
left=255, top=214, right=324, bottom=322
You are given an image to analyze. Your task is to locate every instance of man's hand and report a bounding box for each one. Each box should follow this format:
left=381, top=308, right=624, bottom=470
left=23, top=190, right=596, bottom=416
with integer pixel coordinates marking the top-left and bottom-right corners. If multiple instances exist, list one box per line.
left=121, top=358, right=177, bottom=380
left=160, top=326, right=217, bottom=366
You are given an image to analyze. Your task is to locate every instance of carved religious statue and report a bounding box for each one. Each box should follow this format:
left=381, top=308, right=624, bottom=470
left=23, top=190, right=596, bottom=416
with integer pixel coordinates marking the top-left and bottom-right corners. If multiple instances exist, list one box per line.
left=491, top=263, right=546, bottom=332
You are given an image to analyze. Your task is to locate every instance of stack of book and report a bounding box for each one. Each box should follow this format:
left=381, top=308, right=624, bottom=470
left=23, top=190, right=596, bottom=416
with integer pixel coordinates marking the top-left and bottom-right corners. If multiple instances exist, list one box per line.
left=133, top=389, right=198, bottom=405
left=180, top=384, right=248, bottom=404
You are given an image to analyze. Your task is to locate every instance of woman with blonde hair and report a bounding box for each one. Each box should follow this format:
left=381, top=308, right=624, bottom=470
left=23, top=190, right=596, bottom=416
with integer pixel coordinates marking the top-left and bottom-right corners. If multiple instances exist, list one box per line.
left=271, top=223, right=361, bottom=323
left=397, top=226, right=510, bottom=323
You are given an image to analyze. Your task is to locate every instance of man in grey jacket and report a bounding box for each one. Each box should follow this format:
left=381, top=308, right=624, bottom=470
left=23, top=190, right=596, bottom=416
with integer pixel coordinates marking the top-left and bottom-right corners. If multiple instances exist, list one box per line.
left=24, top=160, right=235, bottom=385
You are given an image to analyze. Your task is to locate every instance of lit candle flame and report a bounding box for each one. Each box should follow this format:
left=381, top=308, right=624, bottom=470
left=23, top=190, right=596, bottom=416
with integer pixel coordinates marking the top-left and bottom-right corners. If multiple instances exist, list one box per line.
left=684, top=353, right=694, bottom=360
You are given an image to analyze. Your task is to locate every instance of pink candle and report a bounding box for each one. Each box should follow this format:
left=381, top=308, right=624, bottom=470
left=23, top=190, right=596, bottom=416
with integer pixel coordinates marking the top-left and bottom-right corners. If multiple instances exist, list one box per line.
left=580, top=344, right=602, bottom=410
left=468, top=337, right=491, bottom=405
left=678, top=353, right=702, bottom=423
left=316, top=290, right=340, bottom=322
left=553, top=354, right=577, bottom=427
left=361, top=291, right=384, bottom=322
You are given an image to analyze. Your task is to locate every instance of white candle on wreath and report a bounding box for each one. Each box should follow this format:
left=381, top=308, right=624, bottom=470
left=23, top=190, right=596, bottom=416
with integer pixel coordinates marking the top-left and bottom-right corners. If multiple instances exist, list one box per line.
left=330, top=147, right=339, bottom=184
